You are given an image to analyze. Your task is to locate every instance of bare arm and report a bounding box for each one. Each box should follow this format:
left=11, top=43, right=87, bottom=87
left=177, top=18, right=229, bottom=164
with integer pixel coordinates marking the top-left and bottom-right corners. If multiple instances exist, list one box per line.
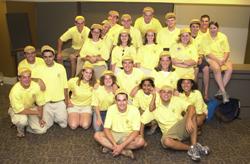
left=64, top=88, right=69, bottom=107
left=57, top=39, right=64, bottom=63
left=185, top=105, right=196, bottom=133
left=149, top=92, right=156, bottom=112
left=104, top=128, right=117, bottom=147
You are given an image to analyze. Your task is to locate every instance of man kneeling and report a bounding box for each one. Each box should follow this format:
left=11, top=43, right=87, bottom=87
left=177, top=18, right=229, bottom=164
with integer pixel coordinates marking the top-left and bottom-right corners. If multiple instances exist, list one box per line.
left=94, top=89, right=145, bottom=159
left=141, top=85, right=209, bottom=161
left=9, top=68, right=46, bottom=137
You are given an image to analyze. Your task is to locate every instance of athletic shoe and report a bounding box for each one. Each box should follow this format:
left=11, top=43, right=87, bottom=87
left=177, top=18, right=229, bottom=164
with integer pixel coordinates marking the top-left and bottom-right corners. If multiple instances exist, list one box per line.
left=187, top=145, right=201, bottom=161
left=195, top=143, right=210, bottom=156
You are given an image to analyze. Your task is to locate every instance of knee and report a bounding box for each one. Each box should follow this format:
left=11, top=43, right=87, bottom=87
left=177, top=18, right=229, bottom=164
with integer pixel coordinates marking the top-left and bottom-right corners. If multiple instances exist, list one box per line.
left=58, top=121, right=67, bottom=128
left=16, top=117, right=28, bottom=127
left=211, top=67, right=221, bottom=73
left=35, top=128, right=47, bottom=134
left=81, top=122, right=91, bottom=130
left=163, top=137, right=173, bottom=148
left=136, top=136, right=146, bottom=148
left=94, top=132, right=101, bottom=141
left=68, top=122, right=79, bottom=130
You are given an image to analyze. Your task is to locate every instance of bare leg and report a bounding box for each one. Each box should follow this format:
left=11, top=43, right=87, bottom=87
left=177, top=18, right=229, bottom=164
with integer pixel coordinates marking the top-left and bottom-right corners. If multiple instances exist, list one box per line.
left=123, top=135, right=145, bottom=150
left=69, top=54, right=77, bottom=77
left=197, top=114, right=206, bottom=127
left=79, top=113, right=92, bottom=129
left=190, top=115, right=198, bottom=145
left=202, top=66, right=210, bottom=100
left=208, top=60, right=225, bottom=92
left=68, top=112, right=80, bottom=129
left=94, top=132, right=114, bottom=150
left=222, top=61, right=233, bottom=88
left=163, top=137, right=190, bottom=150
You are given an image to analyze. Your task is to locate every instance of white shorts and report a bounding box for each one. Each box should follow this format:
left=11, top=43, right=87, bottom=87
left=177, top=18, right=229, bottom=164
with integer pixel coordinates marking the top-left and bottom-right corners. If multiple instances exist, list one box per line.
left=67, top=105, right=92, bottom=114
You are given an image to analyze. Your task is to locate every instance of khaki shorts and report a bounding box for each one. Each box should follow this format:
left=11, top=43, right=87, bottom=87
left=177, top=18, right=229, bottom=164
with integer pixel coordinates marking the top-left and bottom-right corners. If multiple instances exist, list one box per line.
left=111, top=131, right=129, bottom=143
left=67, top=105, right=92, bottom=114
left=62, top=48, right=80, bottom=60
left=161, top=117, right=190, bottom=148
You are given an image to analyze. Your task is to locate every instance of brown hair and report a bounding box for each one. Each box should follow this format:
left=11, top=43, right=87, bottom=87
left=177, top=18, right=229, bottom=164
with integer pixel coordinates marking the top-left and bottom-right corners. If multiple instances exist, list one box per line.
left=76, top=68, right=96, bottom=87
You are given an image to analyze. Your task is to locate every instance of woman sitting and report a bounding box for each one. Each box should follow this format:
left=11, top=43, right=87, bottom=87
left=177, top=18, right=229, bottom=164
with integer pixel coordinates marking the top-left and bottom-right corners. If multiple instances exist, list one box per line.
left=67, top=62, right=96, bottom=129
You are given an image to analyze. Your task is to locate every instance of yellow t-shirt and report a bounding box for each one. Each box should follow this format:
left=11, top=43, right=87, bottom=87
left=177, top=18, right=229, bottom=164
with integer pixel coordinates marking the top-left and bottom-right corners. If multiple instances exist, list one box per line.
left=113, top=26, right=143, bottom=49
left=201, top=32, right=230, bottom=59
left=107, top=24, right=122, bottom=44
left=156, top=27, right=180, bottom=49
left=198, top=30, right=209, bottom=38
left=18, top=57, right=45, bottom=71
left=179, top=90, right=207, bottom=115
left=32, top=63, right=68, bottom=102
left=151, top=70, right=180, bottom=89
left=137, top=44, right=163, bottom=70
left=141, top=96, right=190, bottom=134
left=104, top=104, right=141, bottom=133
left=79, top=38, right=109, bottom=66
left=60, top=26, right=90, bottom=50
left=91, top=85, right=115, bottom=111
left=68, top=77, right=93, bottom=106
left=192, top=34, right=204, bottom=56
left=9, top=81, right=45, bottom=113
left=170, top=43, right=198, bottom=79
left=111, top=45, right=137, bottom=68
left=134, top=17, right=162, bottom=38
left=116, top=68, right=144, bottom=96
left=132, top=89, right=153, bottom=112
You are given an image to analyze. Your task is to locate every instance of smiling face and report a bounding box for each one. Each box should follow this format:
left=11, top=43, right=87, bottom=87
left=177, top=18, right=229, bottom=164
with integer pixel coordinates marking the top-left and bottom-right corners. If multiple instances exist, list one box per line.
left=145, top=31, right=155, bottom=44
left=159, top=89, right=173, bottom=102
left=143, top=11, right=153, bottom=24
left=75, top=19, right=85, bottom=31
left=24, top=50, right=36, bottom=64
left=200, top=17, right=209, bottom=30
left=120, top=33, right=129, bottom=44
left=82, top=68, right=93, bottom=82
left=43, top=51, right=55, bottom=67
left=166, top=17, right=176, bottom=28
left=181, top=79, right=193, bottom=93
left=121, top=17, right=132, bottom=29
left=180, top=32, right=191, bottom=45
left=122, top=60, right=133, bottom=74
left=91, top=28, right=101, bottom=40
left=190, top=23, right=200, bottom=35
left=209, top=24, right=219, bottom=36
left=103, top=75, right=113, bottom=87
left=115, top=93, right=128, bottom=112
left=141, top=80, right=153, bottom=95
left=19, top=71, right=31, bottom=89
left=160, top=55, right=171, bottom=71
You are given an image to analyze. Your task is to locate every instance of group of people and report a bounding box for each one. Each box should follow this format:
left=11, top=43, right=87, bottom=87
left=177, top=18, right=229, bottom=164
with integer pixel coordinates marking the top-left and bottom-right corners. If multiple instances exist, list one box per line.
left=9, top=6, right=234, bottom=161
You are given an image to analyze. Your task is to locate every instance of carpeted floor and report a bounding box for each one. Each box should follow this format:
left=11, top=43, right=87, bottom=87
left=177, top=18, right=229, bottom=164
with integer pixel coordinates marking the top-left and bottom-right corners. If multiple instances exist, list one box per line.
left=0, top=84, right=250, bottom=164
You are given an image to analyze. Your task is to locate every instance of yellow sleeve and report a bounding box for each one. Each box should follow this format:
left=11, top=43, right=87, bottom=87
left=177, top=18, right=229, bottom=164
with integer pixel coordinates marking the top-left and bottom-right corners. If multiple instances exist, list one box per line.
left=9, top=86, right=24, bottom=113
left=60, top=65, right=68, bottom=89
left=34, top=84, right=46, bottom=106
left=194, top=91, right=207, bottom=114
left=221, top=34, right=230, bottom=52
left=141, top=110, right=154, bottom=125
left=131, top=108, right=141, bottom=131
left=111, top=46, right=121, bottom=65
left=100, top=41, right=110, bottom=61
left=79, top=39, right=90, bottom=58
left=91, top=89, right=99, bottom=107
left=104, top=107, right=113, bottom=128
left=60, top=28, right=72, bottom=42
left=132, top=91, right=141, bottom=108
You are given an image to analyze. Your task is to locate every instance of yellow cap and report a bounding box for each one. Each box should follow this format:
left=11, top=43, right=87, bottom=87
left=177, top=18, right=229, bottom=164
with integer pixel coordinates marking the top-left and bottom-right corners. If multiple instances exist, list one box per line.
left=190, top=19, right=200, bottom=26
left=41, top=45, right=55, bottom=54
left=75, top=15, right=85, bottom=22
left=82, top=62, right=93, bottom=69
left=180, top=28, right=191, bottom=35
left=119, top=29, right=130, bottom=34
left=146, top=29, right=156, bottom=34
left=160, top=85, right=174, bottom=92
left=165, top=12, right=176, bottom=20
left=101, top=70, right=114, bottom=77
left=122, top=54, right=134, bottom=62
left=18, top=67, right=31, bottom=76
left=24, top=45, right=35, bottom=53
left=109, top=10, right=119, bottom=17
left=121, top=14, right=132, bottom=20
left=91, top=24, right=103, bottom=30
left=181, top=74, right=195, bottom=80
left=143, top=7, right=154, bottom=13
left=141, top=76, right=154, bottom=81
left=160, top=51, right=170, bottom=58
left=115, top=88, right=127, bottom=96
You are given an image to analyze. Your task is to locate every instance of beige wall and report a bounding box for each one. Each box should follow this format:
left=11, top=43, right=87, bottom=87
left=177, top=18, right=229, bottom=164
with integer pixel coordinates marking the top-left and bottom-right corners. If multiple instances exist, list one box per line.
left=175, top=4, right=250, bottom=64
left=0, top=1, right=16, bottom=76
